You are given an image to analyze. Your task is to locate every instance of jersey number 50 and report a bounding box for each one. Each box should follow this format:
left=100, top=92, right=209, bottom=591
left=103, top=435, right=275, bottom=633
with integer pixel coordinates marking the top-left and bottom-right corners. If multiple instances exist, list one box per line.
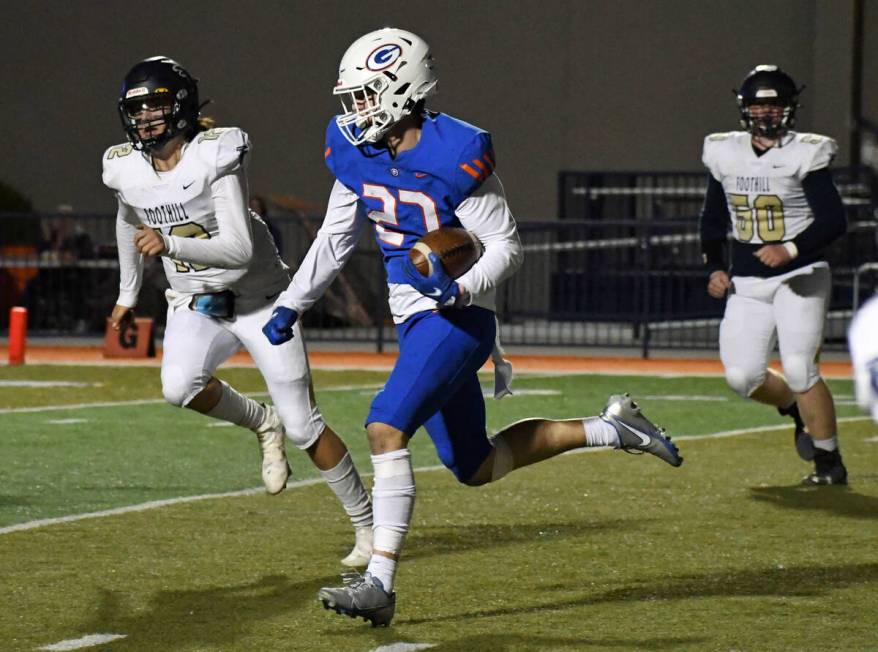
left=728, top=194, right=785, bottom=243
left=362, top=184, right=439, bottom=246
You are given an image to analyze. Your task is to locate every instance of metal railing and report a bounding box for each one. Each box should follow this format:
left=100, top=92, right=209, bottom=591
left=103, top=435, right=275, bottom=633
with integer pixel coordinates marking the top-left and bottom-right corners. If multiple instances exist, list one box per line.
left=1, top=170, right=875, bottom=356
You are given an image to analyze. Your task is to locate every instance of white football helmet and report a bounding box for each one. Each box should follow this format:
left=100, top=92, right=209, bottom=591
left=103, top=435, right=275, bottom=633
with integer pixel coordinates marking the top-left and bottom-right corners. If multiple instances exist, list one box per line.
left=334, top=28, right=438, bottom=146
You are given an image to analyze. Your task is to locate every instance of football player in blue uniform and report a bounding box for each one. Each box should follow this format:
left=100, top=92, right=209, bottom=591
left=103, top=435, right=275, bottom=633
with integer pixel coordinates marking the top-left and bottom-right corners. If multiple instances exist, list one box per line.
left=264, top=28, right=682, bottom=626
left=699, top=66, right=848, bottom=485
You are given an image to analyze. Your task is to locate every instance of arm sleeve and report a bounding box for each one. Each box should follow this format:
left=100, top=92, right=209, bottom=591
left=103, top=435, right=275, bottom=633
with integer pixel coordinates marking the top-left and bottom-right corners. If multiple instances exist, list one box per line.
left=793, top=167, right=848, bottom=256
left=454, top=174, right=523, bottom=296
left=274, top=180, right=367, bottom=313
left=115, top=196, right=144, bottom=307
left=162, top=169, right=254, bottom=269
left=699, top=174, right=729, bottom=274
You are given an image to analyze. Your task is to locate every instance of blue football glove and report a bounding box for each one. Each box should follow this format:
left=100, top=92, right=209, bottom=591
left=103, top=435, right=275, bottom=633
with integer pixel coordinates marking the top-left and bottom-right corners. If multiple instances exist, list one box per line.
left=402, top=252, right=461, bottom=305
left=262, top=306, right=298, bottom=345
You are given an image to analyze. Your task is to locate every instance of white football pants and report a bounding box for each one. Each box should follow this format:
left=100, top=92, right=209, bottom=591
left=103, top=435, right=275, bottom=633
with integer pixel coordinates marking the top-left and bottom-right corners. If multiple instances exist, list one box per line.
left=160, top=300, right=325, bottom=448
left=720, top=262, right=831, bottom=397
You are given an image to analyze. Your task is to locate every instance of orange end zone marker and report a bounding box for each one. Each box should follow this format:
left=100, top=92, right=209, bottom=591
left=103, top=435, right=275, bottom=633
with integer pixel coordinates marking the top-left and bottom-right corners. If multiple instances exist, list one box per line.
left=8, top=306, right=27, bottom=366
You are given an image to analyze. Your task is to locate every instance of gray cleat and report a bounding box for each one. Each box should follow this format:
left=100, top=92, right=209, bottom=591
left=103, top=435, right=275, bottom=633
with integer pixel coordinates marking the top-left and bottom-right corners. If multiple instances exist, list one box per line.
left=600, top=393, right=683, bottom=467
left=318, top=572, right=396, bottom=627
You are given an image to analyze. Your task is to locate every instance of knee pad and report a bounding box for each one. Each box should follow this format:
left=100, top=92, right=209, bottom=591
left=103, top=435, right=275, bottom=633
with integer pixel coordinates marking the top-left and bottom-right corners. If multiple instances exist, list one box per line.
left=724, top=366, right=765, bottom=398
left=161, top=364, right=206, bottom=407
left=275, top=402, right=325, bottom=449
left=783, top=354, right=820, bottom=393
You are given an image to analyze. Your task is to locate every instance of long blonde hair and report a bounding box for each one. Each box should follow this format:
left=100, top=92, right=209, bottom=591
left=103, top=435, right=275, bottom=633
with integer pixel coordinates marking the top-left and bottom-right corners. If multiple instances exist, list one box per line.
left=196, top=116, right=216, bottom=132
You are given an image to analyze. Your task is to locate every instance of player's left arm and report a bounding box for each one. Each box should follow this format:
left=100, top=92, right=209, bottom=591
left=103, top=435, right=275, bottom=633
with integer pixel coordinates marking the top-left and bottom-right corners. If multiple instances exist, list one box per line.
left=151, top=129, right=254, bottom=269
left=790, top=167, right=847, bottom=255
left=157, top=168, right=255, bottom=268
left=453, top=174, right=523, bottom=300
left=755, top=138, right=846, bottom=267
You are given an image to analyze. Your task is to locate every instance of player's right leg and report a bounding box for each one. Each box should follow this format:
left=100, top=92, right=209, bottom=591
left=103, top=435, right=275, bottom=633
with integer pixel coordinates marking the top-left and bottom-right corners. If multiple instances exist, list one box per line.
left=235, top=307, right=373, bottom=559
left=319, top=307, right=497, bottom=626
left=318, top=421, right=407, bottom=627
left=160, top=307, right=289, bottom=494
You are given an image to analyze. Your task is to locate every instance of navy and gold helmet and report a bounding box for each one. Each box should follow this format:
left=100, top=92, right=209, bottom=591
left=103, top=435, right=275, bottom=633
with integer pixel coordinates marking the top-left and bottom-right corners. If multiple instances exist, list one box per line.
left=118, top=56, right=200, bottom=151
left=735, top=65, right=803, bottom=138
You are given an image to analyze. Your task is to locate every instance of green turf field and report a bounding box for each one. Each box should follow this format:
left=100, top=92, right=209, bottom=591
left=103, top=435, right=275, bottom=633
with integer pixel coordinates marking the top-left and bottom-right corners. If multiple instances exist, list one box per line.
left=1, top=364, right=876, bottom=651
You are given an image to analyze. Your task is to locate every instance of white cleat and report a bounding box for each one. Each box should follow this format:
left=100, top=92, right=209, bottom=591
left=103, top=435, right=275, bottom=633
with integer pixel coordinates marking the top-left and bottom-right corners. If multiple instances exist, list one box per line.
left=253, top=405, right=291, bottom=495
left=340, top=526, right=373, bottom=568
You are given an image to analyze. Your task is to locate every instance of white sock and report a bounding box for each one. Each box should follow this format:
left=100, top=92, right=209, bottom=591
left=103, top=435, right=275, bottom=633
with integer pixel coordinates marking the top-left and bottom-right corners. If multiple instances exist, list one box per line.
left=366, top=448, right=415, bottom=593
left=813, top=437, right=838, bottom=452
left=319, top=452, right=373, bottom=529
left=583, top=416, right=620, bottom=448
left=204, top=381, right=265, bottom=430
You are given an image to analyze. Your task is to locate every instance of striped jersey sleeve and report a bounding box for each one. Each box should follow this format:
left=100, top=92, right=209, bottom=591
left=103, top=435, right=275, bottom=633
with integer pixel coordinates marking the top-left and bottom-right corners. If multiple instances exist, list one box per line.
left=453, top=132, right=495, bottom=205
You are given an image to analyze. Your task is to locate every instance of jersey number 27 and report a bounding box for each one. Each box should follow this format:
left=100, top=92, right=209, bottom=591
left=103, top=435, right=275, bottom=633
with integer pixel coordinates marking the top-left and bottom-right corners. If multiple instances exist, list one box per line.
left=362, top=184, right=439, bottom=247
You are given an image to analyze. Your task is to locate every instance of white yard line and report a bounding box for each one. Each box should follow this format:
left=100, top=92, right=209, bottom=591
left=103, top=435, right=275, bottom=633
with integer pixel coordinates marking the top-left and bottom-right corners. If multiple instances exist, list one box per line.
left=0, top=481, right=321, bottom=535
left=0, top=380, right=102, bottom=388
left=0, top=398, right=167, bottom=415
left=640, top=395, right=727, bottom=401
left=0, top=384, right=385, bottom=415
left=38, top=634, right=126, bottom=650
left=1, top=415, right=871, bottom=538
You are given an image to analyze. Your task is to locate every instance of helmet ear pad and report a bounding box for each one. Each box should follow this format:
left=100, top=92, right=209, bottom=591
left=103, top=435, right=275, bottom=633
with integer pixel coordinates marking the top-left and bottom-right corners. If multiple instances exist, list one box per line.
left=118, top=56, right=200, bottom=151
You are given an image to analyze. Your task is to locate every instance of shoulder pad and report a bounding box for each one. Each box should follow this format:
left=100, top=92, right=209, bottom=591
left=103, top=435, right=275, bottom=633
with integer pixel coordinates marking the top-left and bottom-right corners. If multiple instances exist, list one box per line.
left=796, top=133, right=838, bottom=174
left=324, top=117, right=347, bottom=176
left=101, top=142, right=136, bottom=190
left=197, top=127, right=251, bottom=178
left=454, top=131, right=495, bottom=199
left=701, top=133, right=728, bottom=171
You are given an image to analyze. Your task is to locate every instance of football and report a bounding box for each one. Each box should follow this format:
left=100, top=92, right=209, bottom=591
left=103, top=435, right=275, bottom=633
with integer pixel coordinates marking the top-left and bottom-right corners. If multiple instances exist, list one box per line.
left=408, top=227, right=483, bottom=278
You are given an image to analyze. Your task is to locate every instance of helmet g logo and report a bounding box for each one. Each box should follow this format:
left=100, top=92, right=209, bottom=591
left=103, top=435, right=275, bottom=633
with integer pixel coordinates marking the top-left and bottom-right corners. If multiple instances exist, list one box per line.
left=366, top=44, right=402, bottom=71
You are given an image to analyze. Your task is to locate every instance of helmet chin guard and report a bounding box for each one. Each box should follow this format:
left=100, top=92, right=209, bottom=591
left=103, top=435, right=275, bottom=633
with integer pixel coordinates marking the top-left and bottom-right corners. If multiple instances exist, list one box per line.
left=734, top=64, right=803, bottom=139
left=333, top=28, right=438, bottom=146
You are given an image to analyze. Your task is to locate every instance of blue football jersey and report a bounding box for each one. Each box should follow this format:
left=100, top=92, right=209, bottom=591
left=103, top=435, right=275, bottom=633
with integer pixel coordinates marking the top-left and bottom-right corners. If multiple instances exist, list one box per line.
left=324, top=111, right=495, bottom=283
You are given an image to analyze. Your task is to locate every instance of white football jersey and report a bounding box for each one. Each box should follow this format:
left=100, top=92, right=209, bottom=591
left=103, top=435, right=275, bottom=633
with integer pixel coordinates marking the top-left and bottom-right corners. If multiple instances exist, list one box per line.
left=102, top=127, right=289, bottom=301
left=848, top=295, right=878, bottom=423
left=702, top=131, right=838, bottom=245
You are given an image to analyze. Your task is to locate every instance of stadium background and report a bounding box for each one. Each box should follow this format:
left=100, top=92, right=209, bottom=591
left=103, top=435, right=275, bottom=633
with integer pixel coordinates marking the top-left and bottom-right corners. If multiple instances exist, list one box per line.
left=1, top=0, right=876, bottom=219
left=2, top=5, right=878, bottom=650
left=0, top=0, right=877, bottom=353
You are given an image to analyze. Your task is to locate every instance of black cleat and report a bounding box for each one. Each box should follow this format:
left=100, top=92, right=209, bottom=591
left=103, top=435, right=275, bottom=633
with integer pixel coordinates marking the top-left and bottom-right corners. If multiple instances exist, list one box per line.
left=778, top=403, right=814, bottom=462
left=317, top=572, right=396, bottom=627
left=802, top=448, right=847, bottom=485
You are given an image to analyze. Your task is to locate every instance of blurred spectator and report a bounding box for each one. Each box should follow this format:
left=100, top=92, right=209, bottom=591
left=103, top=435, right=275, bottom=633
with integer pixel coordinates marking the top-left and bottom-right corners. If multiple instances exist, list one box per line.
left=39, top=209, right=95, bottom=262
left=249, top=194, right=283, bottom=257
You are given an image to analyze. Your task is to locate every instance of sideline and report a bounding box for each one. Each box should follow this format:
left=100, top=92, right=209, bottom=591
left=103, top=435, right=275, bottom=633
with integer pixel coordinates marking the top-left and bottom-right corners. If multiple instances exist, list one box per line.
left=1, top=415, right=870, bottom=537
left=0, top=345, right=854, bottom=378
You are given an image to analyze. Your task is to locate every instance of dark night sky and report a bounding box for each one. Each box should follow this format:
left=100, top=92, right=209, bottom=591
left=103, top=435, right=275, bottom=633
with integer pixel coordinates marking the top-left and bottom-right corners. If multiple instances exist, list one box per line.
left=1, top=1, right=874, bottom=219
